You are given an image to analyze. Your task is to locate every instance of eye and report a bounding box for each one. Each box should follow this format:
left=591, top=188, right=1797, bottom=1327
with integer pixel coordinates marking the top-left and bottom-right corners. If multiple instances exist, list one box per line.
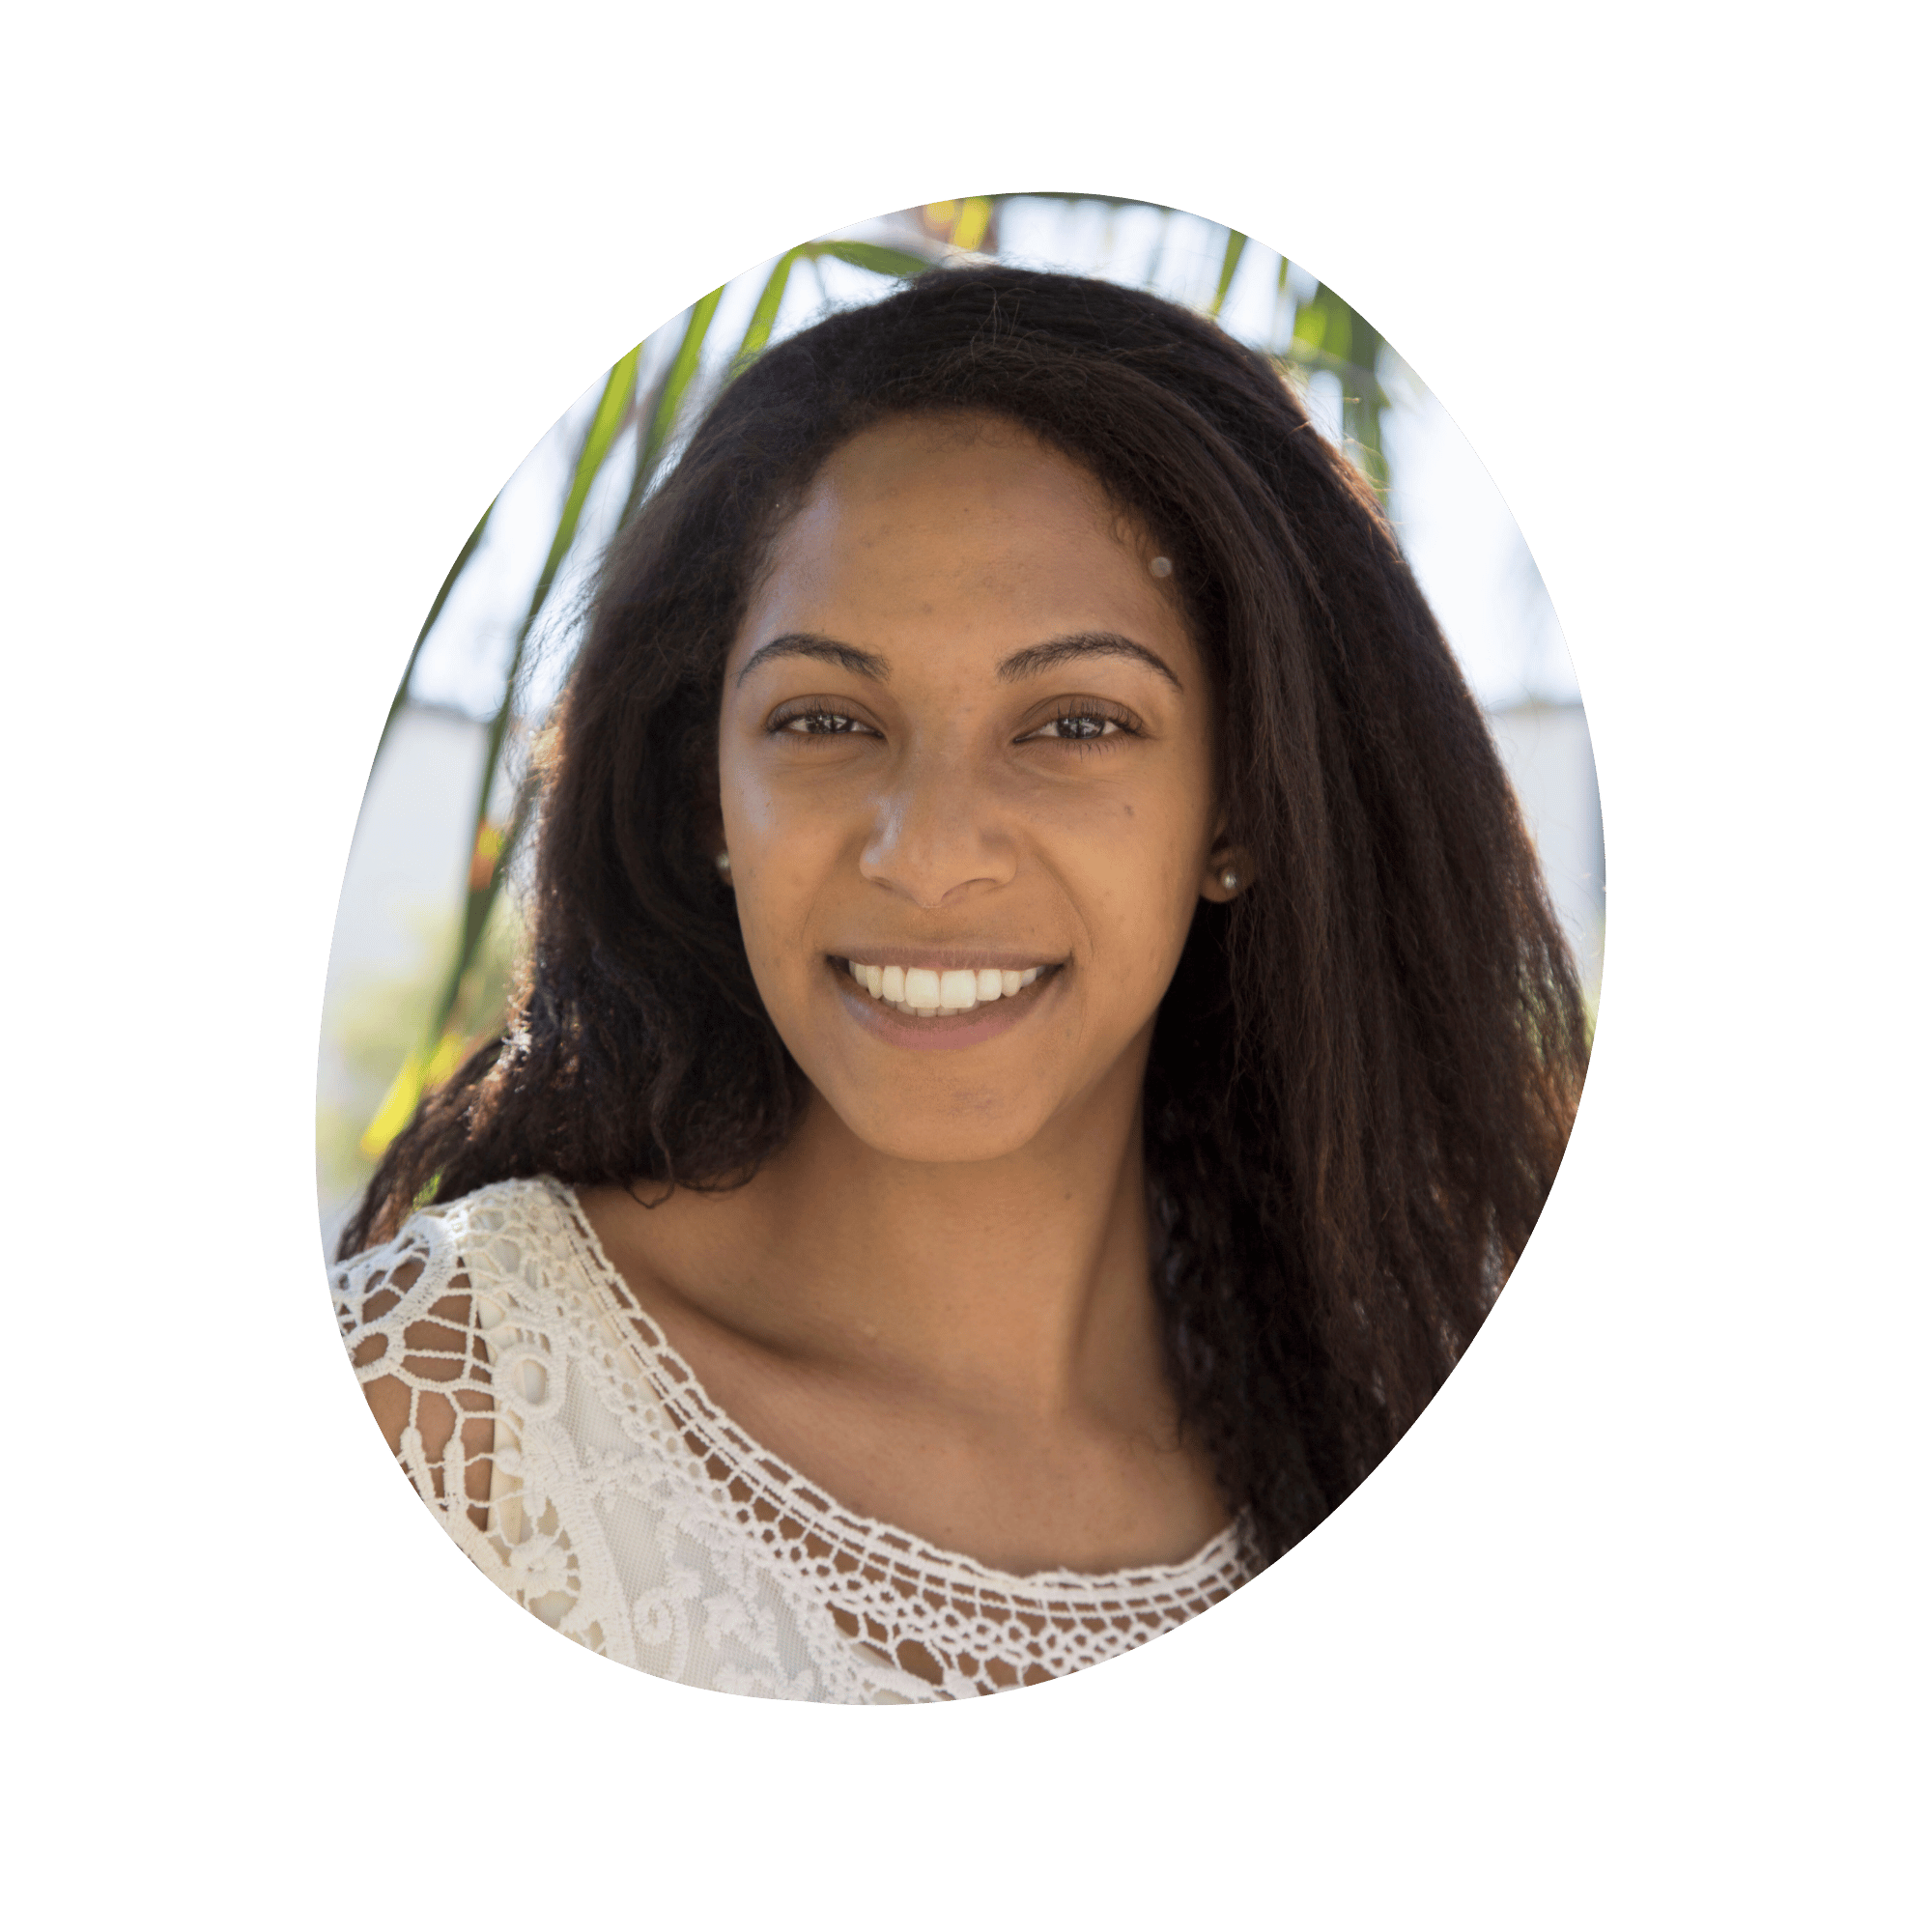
left=1017, top=703, right=1142, bottom=744
left=769, top=702, right=878, bottom=737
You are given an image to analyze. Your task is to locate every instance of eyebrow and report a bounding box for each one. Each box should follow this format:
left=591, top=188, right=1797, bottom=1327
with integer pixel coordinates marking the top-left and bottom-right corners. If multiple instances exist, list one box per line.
left=735, top=634, right=891, bottom=688
left=996, top=631, right=1182, bottom=692
left=734, top=629, right=1181, bottom=692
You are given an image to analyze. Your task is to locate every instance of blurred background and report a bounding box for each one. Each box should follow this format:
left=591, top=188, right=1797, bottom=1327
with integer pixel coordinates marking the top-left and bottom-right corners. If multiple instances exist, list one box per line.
left=317, top=194, right=1604, bottom=1251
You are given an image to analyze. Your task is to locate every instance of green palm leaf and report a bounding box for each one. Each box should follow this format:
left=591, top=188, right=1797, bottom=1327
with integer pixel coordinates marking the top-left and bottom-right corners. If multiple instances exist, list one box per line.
left=809, top=240, right=938, bottom=281
left=731, top=249, right=800, bottom=368
left=362, top=344, right=642, bottom=1155
left=1209, top=229, right=1247, bottom=318
left=644, top=286, right=724, bottom=462
left=376, top=497, right=495, bottom=761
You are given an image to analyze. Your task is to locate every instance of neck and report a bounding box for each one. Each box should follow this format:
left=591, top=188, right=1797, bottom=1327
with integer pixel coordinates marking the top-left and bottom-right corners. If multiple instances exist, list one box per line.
left=602, top=1040, right=1165, bottom=1426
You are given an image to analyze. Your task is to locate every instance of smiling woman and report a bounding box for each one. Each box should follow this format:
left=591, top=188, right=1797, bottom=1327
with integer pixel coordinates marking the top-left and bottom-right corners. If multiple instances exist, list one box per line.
left=331, top=266, right=1588, bottom=1701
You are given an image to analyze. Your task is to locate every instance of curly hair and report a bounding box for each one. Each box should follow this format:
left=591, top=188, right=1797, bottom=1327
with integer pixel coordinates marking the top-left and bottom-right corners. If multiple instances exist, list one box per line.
left=342, top=264, right=1589, bottom=1566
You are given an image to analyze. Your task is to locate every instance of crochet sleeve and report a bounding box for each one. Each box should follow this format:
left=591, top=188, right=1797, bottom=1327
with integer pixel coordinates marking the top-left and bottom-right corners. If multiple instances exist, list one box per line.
left=331, top=1214, right=495, bottom=1536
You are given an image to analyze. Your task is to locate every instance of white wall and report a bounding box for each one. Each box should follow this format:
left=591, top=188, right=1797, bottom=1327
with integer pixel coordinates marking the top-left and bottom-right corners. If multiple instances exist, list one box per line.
left=1487, top=699, right=1605, bottom=996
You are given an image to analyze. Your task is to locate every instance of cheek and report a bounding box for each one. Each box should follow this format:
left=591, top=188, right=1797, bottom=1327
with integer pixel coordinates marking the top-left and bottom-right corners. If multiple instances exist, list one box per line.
left=721, top=730, right=865, bottom=856
left=718, top=754, right=850, bottom=990
left=718, top=741, right=777, bottom=850
left=1065, top=799, right=1208, bottom=991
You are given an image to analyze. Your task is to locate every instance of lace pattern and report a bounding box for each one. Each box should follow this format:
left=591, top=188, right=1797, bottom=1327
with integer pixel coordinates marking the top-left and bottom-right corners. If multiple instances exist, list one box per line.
left=332, top=1178, right=1247, bottom=1702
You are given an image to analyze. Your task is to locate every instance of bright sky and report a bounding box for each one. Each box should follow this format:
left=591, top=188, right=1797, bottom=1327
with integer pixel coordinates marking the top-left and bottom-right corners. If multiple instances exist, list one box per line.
left=409, top=197, right=1583, bottom=727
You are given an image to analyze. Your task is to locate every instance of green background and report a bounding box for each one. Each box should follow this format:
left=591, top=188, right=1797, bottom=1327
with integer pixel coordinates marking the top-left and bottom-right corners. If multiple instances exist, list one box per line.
left=11, top=3, right=1917, bottom=1932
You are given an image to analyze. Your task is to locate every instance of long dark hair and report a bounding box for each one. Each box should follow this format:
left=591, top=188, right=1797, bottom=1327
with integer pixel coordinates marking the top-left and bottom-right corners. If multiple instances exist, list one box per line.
left=343, top=265, right=1589, bottom=1566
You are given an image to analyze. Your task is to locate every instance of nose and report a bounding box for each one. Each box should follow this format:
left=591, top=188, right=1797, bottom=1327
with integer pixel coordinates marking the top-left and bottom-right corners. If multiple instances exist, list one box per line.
left=859, top=747, right=1018, bottom=910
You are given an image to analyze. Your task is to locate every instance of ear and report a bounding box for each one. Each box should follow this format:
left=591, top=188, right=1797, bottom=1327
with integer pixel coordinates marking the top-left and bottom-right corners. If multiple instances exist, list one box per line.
left=697, top=799, right=731, bottom=885
left=1200, top=831, right=1253, bottom=903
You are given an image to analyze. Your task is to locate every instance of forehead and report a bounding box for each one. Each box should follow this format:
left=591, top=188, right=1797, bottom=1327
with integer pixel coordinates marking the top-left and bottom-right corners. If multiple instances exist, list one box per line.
left=740, top=413, right=1183, bottom=660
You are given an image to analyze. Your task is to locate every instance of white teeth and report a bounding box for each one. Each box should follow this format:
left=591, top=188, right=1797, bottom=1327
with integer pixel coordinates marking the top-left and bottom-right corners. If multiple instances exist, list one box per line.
left=845, top=959, right=1051, bottom=1017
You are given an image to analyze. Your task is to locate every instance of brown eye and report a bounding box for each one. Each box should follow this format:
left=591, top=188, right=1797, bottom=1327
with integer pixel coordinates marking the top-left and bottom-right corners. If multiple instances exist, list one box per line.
left=1018, top=704, right=1139, bottom=744
left=771, top=704, right=877, bottom=737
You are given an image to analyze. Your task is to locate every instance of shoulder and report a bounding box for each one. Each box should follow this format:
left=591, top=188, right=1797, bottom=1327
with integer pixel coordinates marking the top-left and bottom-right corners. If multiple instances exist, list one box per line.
left=331, top=1177, right=566, bottom=1317
left=331, top=1177, right=570, bottom=1503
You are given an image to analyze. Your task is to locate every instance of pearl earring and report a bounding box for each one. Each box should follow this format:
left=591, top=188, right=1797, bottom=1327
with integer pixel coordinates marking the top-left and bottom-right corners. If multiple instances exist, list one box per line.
left=715, top=851, right=732, bottom=878
left=1220, top=867, right=1240, bottom=893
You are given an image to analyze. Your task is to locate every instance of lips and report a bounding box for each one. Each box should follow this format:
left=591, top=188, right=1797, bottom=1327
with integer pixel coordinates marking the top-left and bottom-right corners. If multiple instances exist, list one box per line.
left=843, top=957, right=1042, bottom=1016
left=826, top=952, right=1063, bottom=1040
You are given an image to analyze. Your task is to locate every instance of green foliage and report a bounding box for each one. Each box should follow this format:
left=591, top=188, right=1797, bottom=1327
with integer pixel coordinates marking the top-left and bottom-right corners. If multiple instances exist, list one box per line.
left=1209, top=228, right=1247, bottom=318
left=1277, top=279, right=1391, bottom=496
left=381, top=498, right=495, bottom=754
left=318, top=889, right=524, bottom=1208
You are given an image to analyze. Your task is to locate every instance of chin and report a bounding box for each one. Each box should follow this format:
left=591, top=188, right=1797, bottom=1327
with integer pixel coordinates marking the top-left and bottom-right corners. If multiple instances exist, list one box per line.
left=829, top=1092, right=1052, bottom=1168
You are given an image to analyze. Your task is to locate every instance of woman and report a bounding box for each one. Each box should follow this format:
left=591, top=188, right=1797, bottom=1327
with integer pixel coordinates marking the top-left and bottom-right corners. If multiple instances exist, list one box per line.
left=333, top=265, right=1588, bottom=1701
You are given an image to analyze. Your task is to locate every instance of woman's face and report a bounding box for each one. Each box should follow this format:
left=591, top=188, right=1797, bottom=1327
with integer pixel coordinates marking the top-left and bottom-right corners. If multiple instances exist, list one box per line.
left=717, top=412, right=1236, bottom=1166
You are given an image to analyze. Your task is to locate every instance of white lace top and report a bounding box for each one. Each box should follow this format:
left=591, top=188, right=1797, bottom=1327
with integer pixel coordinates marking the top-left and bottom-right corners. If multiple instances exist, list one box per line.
left=332, top=1177, right=1247, bottom=1702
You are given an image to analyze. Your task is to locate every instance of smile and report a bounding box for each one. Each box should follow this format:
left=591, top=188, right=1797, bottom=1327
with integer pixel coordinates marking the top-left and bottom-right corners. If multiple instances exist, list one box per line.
left=842, top=958, right=1044, bottom=1017
left=828, top=954, right=1065, bottom=1048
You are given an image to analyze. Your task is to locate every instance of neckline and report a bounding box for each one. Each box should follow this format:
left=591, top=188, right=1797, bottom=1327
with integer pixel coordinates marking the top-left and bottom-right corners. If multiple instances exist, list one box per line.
left=532, top=1176, right=1246, bottom=1598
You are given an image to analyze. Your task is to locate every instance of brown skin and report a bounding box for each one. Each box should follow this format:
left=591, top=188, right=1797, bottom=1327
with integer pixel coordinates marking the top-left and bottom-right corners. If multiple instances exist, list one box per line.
left=576, top=412, right=1249, bottom=1575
